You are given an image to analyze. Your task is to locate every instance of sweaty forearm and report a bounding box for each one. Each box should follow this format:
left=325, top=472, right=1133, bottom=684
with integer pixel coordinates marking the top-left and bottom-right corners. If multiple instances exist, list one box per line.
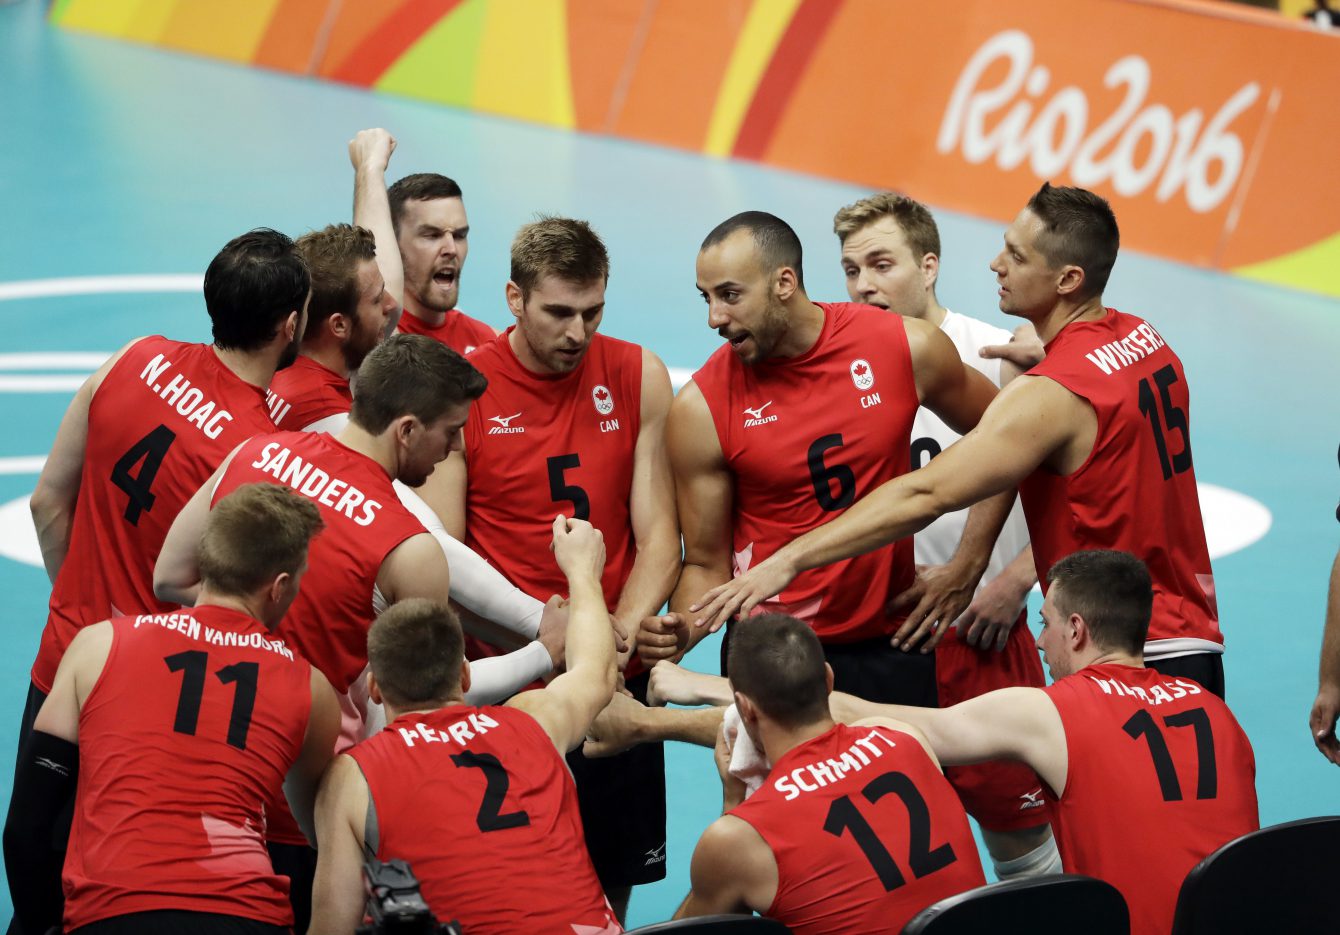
left=672, top=561, right=730, bottom=654
left=639, top=704, right=725, bottom=749
left=566, top=577, right=616, bottom=684
left=784, top=479, right=940, bottom=574
left=954, top=489, right=1018, bottom=576
left=613, top=539, right=681, bottom=641
left=31, top=498, right=74, bottom=585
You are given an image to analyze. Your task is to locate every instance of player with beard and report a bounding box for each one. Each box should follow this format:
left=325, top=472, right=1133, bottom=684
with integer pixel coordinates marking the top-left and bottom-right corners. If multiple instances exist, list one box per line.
left=351, top=128, right=495, bottom=353
left=639, top=213, right=1010, bottom=727
left=438, top=216, right=679, bottom=922
left=15, top=230, right=309, bottom=847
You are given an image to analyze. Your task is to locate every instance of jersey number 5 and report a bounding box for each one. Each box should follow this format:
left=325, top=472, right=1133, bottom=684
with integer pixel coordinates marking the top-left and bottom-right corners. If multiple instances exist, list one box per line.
left=111, top=424, right=178, bottom=525
left=547, top=454, right=591, bottom=521
left=823, top=771, right=957, bottom=890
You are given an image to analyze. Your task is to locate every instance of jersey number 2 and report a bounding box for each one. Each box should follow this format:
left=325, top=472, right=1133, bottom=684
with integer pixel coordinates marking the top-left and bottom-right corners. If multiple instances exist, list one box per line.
left=823, top=771, right=957, bottom=890
left=111, top=424, right=177, bottom=525
left=450, top=751, right=531, bottom=832
left=163, top=650, right=258, bottom=750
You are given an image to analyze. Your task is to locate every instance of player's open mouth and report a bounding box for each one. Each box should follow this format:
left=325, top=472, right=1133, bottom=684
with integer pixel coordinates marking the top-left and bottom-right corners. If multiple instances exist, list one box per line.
left=727, top=333, right=749, bottom=348
left=433, top=269, right=457, bottom=286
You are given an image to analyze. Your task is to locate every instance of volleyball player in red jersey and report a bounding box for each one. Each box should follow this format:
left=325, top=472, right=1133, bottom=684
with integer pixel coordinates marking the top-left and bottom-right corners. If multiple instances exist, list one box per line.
left=673, top=614, right=984, bottom=932
left=830, top=550, right=1258, bottom=934
left=6, top=484, right=340, bottom=935
left=696, top=185, right=1228, bottom=697
left=640, top=213, right=1006, bottom=702
left=350, top=126, right=495, bottom=353
left=438, top=216, right=679, bottom=921
left=309, top=517, right=622, bottom=935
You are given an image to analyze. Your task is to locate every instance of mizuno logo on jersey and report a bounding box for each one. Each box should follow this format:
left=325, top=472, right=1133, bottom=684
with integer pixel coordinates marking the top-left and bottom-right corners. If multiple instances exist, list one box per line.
left=743, top=401, right=778, bottom=428
left=1019, top=789, right=1046, bottom=810
left=487, top=412, right=525, bottom=434
left=643, top=843, right=666, bottom=866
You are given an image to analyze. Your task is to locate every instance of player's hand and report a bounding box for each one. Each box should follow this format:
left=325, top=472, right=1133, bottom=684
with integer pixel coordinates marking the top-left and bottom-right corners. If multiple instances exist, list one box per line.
left=714, top=722, right=747, bottom=811
left=690, top=554, right=798, bottom=633
left=536, top=595, right=569, bottom=669
left=637, top=613, right=690, bottom=666
left=889, top=561, right=981, bottom=653
left=646, top=660, right=732, bottom=708
left=960, top=572, right=1030, bottom=652
left=612, top=614, right=635, bottom=671
left=582, top=692, right=646, bottom=758
left=348, top=127, right=396, bottom=172
left=550, top=515, right=606, bottom=583
left=979, top=323, right=1045, bottom=370
left=1310, top=683, right=1340, bottom=766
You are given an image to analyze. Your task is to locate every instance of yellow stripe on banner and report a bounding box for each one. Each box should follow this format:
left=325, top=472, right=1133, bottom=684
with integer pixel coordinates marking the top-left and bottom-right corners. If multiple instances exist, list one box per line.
left=376, top=0, right=487, bottom=108
left=473, top=0, right=575, bottom=129
left=159, top=0, right=284, bottom=62
left=58, top=0, right=173, bottom=39
left=703, top=0, right=804, bottom=157
left=1233, top=232, right=1340, bottom=299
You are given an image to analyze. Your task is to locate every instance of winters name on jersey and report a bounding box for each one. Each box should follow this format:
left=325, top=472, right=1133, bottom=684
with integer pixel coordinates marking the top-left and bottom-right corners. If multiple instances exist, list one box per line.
left=1084, top=322, right=1167, bottom=375
left=774, top=729, right=900, bottom=801
left=133, top=612, right=295, bottom=660
left=397, top=710, right=500, bottom=748
left=139, top=353, right=236, bottom=440
left=1086, top=673, right=1204, bottom=706
left=249, top=441, right=383, bottom=526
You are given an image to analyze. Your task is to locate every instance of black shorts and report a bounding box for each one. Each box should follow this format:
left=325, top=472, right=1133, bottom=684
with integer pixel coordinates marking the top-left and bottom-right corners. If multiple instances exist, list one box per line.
left=266, top=841, right=316, bottom=935
left=565, top=671, right=667, bottom=890
left=722, top=625, right=938, bottom=708
left=69, top=910, right=288, bottom=935
left=1147, top=652, right=1226, bottom=700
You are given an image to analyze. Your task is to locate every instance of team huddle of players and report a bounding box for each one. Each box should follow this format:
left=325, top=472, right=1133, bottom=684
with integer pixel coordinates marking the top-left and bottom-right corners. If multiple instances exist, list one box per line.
left=2, top=126, right=1259, bottom=935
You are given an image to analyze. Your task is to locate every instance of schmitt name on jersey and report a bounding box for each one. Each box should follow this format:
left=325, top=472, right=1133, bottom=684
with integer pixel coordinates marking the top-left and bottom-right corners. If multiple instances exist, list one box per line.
left=249, top=442, right=382, bottom=526
left=774, top=729, right=898, bottom=801
left=139, top=353, right=235, bottom=440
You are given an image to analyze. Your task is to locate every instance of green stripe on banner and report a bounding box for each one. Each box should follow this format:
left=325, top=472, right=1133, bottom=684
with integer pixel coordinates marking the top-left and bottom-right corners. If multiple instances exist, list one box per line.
left=48, top=0, right=77, bottom=23
left=376, top=0, right=487, bottom=107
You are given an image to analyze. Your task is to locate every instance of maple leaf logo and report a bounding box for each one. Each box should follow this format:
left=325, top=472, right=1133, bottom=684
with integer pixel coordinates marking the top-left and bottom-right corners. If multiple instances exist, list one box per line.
left=850, top=358, right=875, bottom=390
left=853, top=362, right=869, bottom=377
left=592, top=384, right=614, bottom=415
left=595, top=388, right=609, bottom=401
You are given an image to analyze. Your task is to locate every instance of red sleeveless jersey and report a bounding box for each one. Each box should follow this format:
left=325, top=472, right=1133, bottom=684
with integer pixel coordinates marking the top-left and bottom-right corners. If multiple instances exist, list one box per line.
left=396, top=307, right=495, bottom=354
left=63, top=606, right=311, bottom=931
left=1043, top=663, right=1257, bottom=934
left=212, top=432, right=424, bottom=692
left=462, top=329, right=641, bottom=621
left=349, top=705, right=620, bottom=935
left=36, top=337, right=277, bottom=692
left=1020, top=309, right=1221, bottom=651
left=694, top=303, right=918, bottom=642
left=730, top=723, right=985, bottom=934
left=265, top=354, right=351, bottom=431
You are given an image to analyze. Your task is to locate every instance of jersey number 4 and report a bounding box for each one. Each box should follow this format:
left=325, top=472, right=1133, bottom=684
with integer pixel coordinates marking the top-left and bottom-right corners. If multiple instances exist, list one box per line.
left=823, top=771, right=957, bottom=891
left=164, top=650, right=258, bottom=750
left=111, top=424, right=177, bottom=525
left=450, top=751, right=531, bottom=832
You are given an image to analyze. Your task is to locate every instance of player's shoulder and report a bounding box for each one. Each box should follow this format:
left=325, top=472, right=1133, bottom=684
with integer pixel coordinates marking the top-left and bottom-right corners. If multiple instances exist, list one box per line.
left=942, top=309, right=1012, bottom=346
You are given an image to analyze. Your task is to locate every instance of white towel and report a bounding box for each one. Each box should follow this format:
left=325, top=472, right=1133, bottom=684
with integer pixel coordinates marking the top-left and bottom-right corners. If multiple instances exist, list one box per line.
left=722, top=703, right=772, bottom=799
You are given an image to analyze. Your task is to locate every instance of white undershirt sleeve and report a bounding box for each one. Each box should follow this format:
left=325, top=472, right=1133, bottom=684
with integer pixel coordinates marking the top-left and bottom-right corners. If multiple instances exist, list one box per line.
left=462, top=642, right=553, bottom=705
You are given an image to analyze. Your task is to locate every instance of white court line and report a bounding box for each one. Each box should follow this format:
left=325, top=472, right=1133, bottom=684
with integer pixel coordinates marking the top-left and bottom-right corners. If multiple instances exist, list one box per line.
left=0, top=353, right=111, bottom=369
left=0, top=457, right=45, bottom=475
left=0, top=376, right=89, bottom=392
left=0, top=274, right=201, bottom=302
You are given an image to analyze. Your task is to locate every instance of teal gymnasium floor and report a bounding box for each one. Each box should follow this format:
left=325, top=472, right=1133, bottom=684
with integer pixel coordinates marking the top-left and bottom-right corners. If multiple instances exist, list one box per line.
left=1, top=0, right=1337, bottom=926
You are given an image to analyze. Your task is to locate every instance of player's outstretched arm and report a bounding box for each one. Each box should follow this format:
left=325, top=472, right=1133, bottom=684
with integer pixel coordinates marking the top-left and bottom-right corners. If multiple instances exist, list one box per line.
left=285, top=667, right=341, bottom=846
left=691, top=376, right=1079, bottom=631
left=980, top=322, right=1046, bottom=377
left=611, top=349, right=680, bottom=666
left=640, top=381, right=734, bottom=658
left=582, top=692, right=725, bottom=758
left=350, top=128, right=403, bottom=319
left=308, top=755, right=370, bottom=935
left=510, top=517, right=615, bottom=753
left=30, top=341, right=137, bottom=583
left=154, top=447, right=243, bottom=605
left=1311, top=545, right=1340, bottom=765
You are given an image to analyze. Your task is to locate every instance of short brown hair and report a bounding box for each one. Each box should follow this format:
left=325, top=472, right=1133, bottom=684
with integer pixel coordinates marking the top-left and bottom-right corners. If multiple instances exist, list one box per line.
left=1026, top=183, right=1120, bottom=300
left=368, top=599, right=465, bottom=706
left=510, top=216, right=609, bottom=299
left=198, top=484, right=323, bottom=596
left=388, top=174, right=464, bottom=234
left=295, top=224, right=377, bottom=335
left=349, top=334, right=487, bottom=433
left=1046, top=550, right=1152, bottom=655
left=832, top=192, right=942, bottom=265
left=726, top=613, right=830, bottom=728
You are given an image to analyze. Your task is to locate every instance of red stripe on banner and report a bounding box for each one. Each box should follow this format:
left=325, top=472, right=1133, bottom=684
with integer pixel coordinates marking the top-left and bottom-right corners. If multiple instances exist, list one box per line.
left=326, top=0, right=463, bottom=86
left=732, top=0, right=845, bottom=161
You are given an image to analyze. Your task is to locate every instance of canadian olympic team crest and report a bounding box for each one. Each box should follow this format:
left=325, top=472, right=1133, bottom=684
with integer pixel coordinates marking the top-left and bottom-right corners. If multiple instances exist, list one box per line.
left=592, top=384, right=615, bottom=415
left=850, top=359, right=875, bottom=391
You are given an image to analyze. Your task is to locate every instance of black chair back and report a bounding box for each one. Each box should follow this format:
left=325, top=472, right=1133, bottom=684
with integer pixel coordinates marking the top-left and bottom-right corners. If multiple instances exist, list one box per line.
left=1171, top=815, right=1340, bottom=935
left=626, top=914, right=791, bottom=934
left=901, top=874, right=1129, bottom=934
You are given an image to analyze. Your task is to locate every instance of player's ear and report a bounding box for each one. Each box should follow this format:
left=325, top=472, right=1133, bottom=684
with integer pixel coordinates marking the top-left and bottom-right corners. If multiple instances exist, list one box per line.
left=268, top=571, right=291, bottom=605
left=774, top=265, right=798, bottom=302
left=823, top=662, right=835, bottom=696
left=1055, top=263, right=1086, bottom=299
left=504, top=281, right=524, bottom=319
left=734, top=691, right=757, bottom=727
left=329, top=312, right=351, bottom=339
left=459, top=658, right=472, bottom=696
left=367, top=671, right=383, bottom=706
left=921, top=252, right=940, bottom=291
left=284, top=309, right=301, bottom=343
